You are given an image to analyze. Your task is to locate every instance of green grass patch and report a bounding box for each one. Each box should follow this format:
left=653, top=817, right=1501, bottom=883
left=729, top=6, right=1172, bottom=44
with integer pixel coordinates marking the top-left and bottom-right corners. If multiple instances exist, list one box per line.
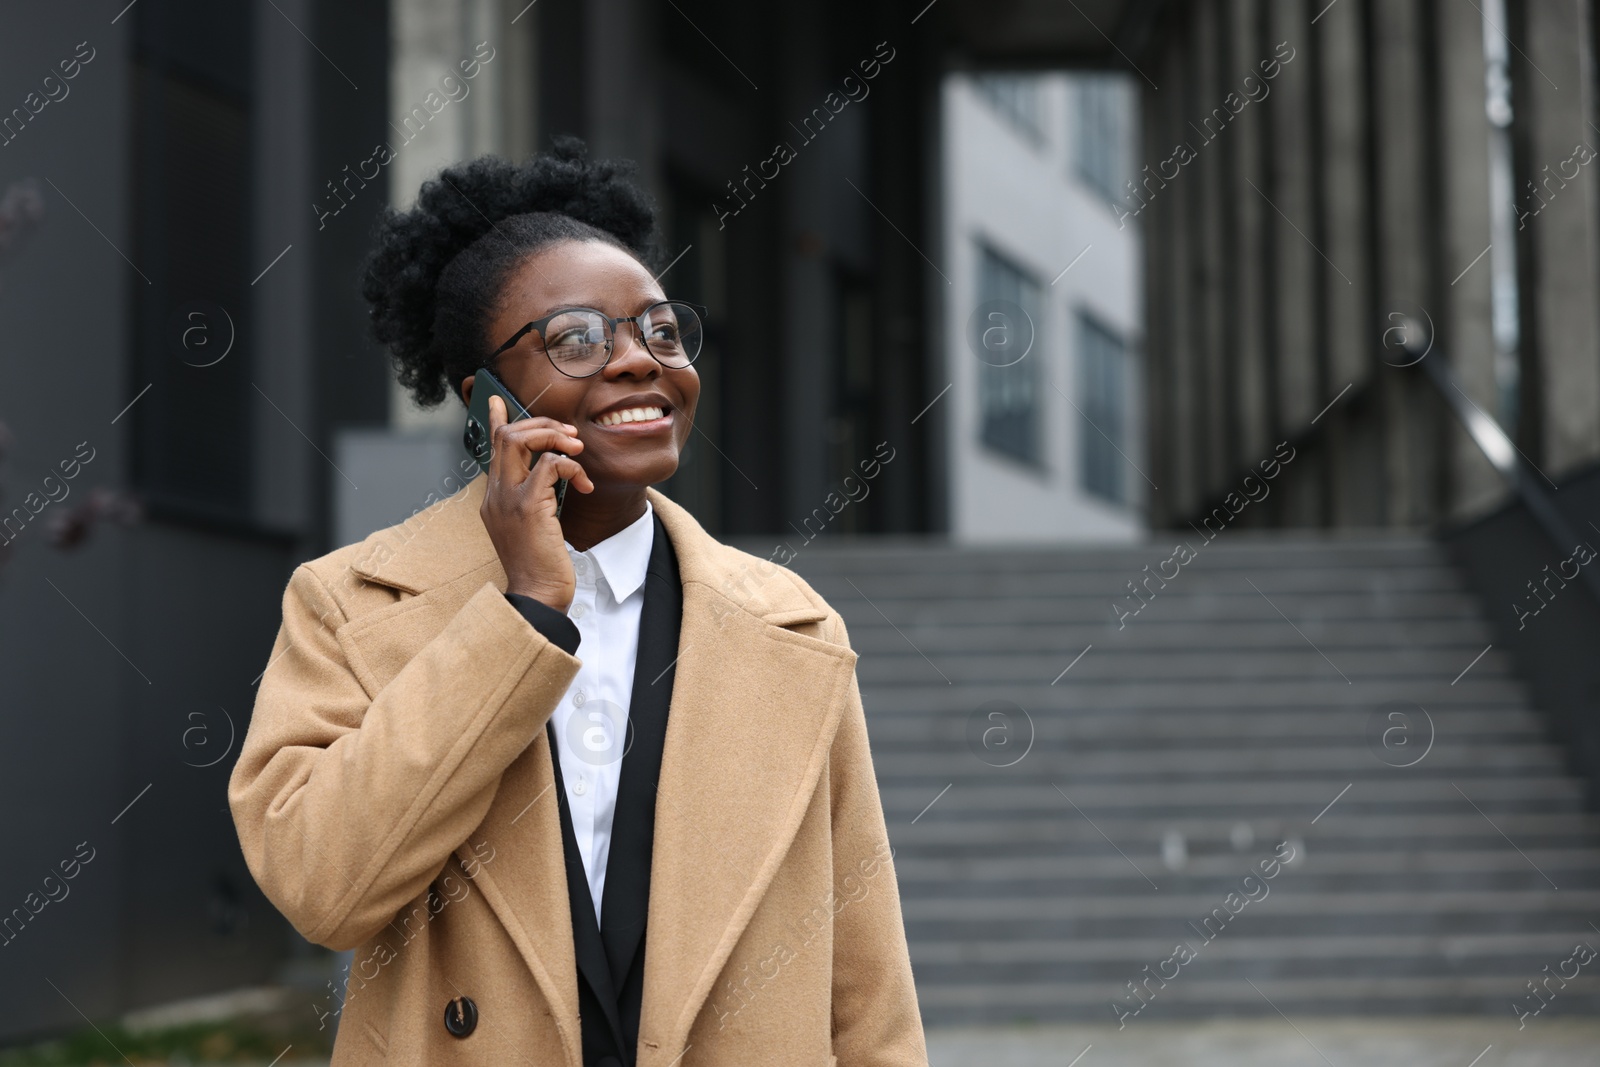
left=0, top=1017, right=335, bottom=1065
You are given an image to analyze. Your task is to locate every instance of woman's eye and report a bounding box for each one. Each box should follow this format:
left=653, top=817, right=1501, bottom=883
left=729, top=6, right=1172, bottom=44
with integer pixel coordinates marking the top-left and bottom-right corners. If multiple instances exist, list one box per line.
left=549, top=328, right=598, bottom=348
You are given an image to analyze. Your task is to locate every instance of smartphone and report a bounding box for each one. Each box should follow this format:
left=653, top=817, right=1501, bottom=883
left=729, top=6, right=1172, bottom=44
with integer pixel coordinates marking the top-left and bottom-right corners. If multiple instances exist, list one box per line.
left=463, top=367, right=570, bottom=517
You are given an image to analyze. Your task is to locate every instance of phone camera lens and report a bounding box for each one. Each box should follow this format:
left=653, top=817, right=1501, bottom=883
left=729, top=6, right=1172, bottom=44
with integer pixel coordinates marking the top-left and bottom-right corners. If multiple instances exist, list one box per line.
left=464, top=418, right=488, bottom=460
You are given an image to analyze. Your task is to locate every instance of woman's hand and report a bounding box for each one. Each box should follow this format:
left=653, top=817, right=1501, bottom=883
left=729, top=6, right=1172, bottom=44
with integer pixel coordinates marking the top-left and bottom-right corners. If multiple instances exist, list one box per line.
left=479, top=393, right=595, bottom=613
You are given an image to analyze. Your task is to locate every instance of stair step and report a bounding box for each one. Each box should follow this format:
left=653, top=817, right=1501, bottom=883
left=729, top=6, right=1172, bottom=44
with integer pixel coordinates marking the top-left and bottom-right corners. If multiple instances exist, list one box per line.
left=914, top=975, right=1600, bottom=1012
left=827, top=595, right=1492, bottom=624
left=860, top=687, right=1531, bottom=715
left=888, top=812, right=1600, bottom=843
left=871, top=746, right=1566, bottom=777
left=865, top=708, right=1546, bottom=740
left=774, top=534, right=1598, bottom=1023
left=878, top=778, right=1583, bottom=809
left=907, top=932, right=1599, bottom=964
left=852, top=649, right=1517, bottom=683
left=901, top=888, right=1600, bottom=919
left=836, top=620, right=1500, bottom=651
left=890, top=848, right=1599, bottom=880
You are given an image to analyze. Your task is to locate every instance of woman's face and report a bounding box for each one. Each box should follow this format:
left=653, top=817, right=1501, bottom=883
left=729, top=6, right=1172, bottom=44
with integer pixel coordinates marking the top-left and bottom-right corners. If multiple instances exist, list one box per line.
left=463, top=239, right=701, bottom=495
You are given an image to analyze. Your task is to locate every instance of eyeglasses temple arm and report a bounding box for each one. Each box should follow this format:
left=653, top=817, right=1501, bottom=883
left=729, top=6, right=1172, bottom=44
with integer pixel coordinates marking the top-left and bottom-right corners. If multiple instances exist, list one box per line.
left=487, top=322, right=536, bottom=363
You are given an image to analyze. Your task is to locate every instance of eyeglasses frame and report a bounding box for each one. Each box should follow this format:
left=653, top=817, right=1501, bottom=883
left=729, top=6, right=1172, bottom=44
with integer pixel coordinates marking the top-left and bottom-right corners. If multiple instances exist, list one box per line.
left=484, top=299, right=709, bottom=379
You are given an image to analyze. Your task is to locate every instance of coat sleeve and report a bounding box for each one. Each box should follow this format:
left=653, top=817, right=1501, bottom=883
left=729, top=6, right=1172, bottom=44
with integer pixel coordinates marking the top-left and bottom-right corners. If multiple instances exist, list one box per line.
left=823, top=609, right=929, bottom=1066
left=227, top=565, right=581, bottom=951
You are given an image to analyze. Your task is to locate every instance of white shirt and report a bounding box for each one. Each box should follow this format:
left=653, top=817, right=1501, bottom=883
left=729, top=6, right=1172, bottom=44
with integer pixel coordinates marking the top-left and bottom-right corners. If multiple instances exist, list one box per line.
left=552, top=499, right=654, bottom=930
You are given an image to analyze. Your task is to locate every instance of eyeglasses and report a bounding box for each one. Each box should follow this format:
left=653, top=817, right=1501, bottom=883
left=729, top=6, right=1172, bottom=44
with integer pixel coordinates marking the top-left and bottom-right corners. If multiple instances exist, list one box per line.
left=486, top=300, right=706, bottom=379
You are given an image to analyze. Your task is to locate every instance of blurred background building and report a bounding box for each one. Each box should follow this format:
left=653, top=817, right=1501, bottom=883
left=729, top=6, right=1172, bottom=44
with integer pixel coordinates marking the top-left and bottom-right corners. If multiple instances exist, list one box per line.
left=943, top=70, right=1144, bottom=542
left=5, top=0, right=1600, bottom=1055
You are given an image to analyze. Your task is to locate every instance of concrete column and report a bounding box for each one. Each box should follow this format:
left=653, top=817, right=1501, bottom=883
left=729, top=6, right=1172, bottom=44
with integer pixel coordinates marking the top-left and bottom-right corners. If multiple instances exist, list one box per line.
left=1141, top=35, right=1177, bottom=522
left=1190, top=0, right=1230, bottom=495
left=1368, top=0, right=1435, bottom=527
left=1165, top=23, right=1202, bottom=519
left=1516, top=0, right=1600, bottom=477
left=1264, top=6, right=1316, bottom=430
left=1228, top=0, right=1271, bottom=470
left=1266, top=1, right=1319, bottom=524
left=1315, top=0, right=1376, bottom=526
left=1434, top=0, right=1504, bottom=520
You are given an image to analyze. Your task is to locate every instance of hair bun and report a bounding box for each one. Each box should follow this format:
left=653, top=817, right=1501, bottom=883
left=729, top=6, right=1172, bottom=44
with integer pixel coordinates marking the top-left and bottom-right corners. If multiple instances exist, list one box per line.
left=360, top=136, right=658, bottom=408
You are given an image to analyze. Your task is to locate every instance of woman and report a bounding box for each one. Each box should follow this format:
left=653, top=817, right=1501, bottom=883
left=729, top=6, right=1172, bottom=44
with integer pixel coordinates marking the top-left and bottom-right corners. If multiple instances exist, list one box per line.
left=227, top=140, right=927, bottom=1066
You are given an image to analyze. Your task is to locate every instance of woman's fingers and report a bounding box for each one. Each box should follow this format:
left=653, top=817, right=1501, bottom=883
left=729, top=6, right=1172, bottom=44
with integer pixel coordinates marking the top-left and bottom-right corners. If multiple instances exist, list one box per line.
left=485, top=394, right=511, bottom=486
left=486, top=395, right=584, bottom=490
left=477, top=392, right=588, bottom=611
left=522, top=452, right=594, bottom=498
left=541, top=451, right=595, bottom=494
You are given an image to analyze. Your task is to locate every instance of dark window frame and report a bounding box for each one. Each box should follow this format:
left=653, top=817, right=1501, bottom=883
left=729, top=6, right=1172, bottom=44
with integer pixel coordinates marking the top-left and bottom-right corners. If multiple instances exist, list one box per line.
left=973, top=73, right=1047, bottom=144
left=1075, top=308, right=1131, bottom=505
left=975, top=241, right=1046, bottom=471
left=1072, top=73, right=1132, bottom=209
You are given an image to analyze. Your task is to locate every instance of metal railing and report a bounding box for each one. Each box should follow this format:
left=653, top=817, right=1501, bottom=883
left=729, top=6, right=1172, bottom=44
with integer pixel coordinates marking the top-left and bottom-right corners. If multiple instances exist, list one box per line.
left=1400, top=328, right=1600, bottom=607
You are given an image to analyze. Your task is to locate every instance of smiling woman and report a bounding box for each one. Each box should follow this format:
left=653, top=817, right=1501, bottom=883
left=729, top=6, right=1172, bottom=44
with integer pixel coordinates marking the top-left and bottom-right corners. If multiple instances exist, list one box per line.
left=226, top=137, right=927, bottom=1066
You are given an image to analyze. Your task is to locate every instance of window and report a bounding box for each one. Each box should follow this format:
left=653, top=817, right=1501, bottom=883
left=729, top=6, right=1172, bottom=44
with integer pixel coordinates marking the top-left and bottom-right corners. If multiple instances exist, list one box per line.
left=1077, top=313, right=1129, bottom=504
left=973, top=74, right=1044, bottom=139
left=1074, top=74, right=1131, bottom=205
left=976, top=246, right=1042, bottom=466
left=131, top=0, right=254, bottom=519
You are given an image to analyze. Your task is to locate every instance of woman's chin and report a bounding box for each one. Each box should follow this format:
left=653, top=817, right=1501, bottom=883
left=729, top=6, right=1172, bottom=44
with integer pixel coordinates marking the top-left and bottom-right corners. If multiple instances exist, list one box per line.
left=586, top=456, right=681, bottom=493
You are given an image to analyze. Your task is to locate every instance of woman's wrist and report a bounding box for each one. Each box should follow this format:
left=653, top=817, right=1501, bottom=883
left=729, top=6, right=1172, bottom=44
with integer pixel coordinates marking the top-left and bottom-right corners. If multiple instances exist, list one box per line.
left=506, top=581, right=572, bottom=614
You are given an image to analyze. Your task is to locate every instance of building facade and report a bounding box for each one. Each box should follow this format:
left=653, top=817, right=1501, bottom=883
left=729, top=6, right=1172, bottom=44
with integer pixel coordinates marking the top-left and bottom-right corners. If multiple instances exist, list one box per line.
left=942, top=70, right=1144, bottom=542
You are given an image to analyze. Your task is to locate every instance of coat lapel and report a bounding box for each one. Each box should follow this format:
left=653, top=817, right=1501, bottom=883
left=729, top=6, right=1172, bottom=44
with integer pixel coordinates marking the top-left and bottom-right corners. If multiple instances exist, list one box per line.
left=599, top=511, right=679, bottom=987
left=344, top=476, right=857, bottom=1064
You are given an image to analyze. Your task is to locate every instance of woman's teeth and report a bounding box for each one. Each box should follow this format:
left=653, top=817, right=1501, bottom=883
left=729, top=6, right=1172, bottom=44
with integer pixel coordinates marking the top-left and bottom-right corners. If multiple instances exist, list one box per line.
left=597, top=406, right=665, bottom=427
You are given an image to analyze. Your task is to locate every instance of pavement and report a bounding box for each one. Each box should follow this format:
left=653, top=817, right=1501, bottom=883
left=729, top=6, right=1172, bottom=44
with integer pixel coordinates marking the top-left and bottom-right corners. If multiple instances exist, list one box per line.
left=171, top=1020, right=1600, bottom=1066
left=30, top=985, right=1600, bottom=1066
left=924, top=1018, right=1600, bottom=1067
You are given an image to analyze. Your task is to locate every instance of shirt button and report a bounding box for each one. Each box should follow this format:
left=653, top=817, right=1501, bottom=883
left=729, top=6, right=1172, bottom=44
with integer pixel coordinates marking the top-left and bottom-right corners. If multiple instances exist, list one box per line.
left=573, top=689, right=586, bottom=707
left=574, top=777, right=587, bottom=796
left=572, top=603, right=586, bottom=619
left=574, top=557, right=587, bottom=575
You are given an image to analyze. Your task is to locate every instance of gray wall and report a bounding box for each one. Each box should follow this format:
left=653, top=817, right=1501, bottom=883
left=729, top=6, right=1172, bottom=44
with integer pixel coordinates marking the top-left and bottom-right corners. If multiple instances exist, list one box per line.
left=0, top=0, right=949, bottom=1039
left=0, top=0, right=388, bottom=1038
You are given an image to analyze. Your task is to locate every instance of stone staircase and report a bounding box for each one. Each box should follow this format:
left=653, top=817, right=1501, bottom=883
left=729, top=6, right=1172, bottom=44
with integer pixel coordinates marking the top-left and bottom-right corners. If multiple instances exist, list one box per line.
left=769, top=532, right=1600, bottom=1025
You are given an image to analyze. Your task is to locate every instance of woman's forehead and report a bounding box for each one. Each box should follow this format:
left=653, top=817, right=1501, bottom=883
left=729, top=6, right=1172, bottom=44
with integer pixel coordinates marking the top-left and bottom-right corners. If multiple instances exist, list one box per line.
left=505, top=240, right=663, bottom=312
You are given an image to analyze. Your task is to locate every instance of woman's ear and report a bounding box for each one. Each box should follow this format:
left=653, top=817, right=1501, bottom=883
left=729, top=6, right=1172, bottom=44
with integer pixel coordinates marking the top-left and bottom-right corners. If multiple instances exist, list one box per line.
left=460, top=375, right=475, bottom=407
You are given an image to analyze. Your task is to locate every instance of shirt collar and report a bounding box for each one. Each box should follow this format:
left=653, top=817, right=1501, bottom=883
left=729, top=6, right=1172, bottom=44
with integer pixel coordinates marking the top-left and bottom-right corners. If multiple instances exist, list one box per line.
left=567, top=499, right=654, bottom=603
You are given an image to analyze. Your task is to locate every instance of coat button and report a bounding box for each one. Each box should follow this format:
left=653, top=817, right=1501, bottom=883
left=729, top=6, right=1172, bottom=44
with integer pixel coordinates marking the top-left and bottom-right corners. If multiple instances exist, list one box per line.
left=443, top=995, right=478, bottom=1038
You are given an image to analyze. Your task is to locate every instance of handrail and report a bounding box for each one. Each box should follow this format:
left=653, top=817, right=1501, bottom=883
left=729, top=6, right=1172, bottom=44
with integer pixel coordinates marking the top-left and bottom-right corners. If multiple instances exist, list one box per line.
left=1398, top=328, right=1600, bottom=608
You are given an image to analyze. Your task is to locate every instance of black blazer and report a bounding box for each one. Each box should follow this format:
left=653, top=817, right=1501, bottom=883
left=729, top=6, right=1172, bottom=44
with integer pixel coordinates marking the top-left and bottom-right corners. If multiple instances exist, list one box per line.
left=504, top=510, right=680, bottom=1067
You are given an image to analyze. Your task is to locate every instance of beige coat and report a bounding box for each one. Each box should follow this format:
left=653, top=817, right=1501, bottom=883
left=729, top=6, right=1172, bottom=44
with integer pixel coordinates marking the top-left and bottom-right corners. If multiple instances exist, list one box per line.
left=228, top=475, right=928, bottom=1065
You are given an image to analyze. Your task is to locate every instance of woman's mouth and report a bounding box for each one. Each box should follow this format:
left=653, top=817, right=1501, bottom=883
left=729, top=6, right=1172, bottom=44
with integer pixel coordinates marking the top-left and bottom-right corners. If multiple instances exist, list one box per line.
left=593, top=405, right=673, bottom=433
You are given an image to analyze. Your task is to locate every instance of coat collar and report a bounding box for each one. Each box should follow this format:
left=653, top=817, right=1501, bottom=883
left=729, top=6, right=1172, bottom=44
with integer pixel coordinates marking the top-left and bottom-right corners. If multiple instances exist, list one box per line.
left=344, top=474, right=856, bottom=1064
left=350, top=474, right=826, bottom=626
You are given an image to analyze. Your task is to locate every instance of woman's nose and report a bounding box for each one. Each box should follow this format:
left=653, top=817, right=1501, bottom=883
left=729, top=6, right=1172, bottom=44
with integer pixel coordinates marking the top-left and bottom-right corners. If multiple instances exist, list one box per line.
left=607, top=322, right=659, bottom=374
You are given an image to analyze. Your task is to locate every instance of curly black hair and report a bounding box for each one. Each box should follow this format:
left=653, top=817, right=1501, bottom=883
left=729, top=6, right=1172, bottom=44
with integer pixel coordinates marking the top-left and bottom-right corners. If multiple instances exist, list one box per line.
left=360, top=136, right=660, bottom=409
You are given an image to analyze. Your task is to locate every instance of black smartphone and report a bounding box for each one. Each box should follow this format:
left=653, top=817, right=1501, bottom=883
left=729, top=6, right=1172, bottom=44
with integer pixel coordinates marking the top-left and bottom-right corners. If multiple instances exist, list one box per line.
left=463, top=367, right=570, bottom=517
